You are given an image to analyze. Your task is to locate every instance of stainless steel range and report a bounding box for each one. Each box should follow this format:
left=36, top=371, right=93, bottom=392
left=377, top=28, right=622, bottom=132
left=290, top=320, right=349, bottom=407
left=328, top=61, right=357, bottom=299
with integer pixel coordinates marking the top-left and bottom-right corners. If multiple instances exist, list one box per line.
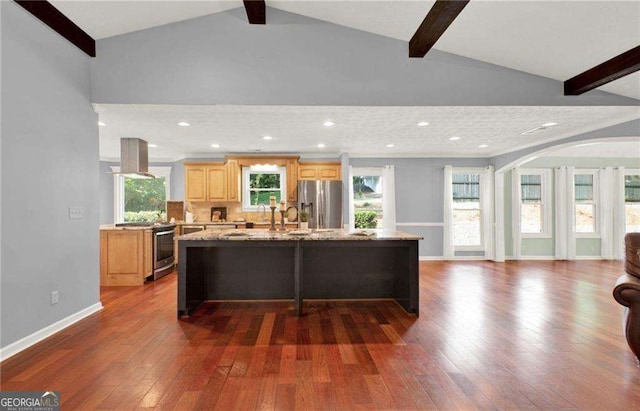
left=114, top=222, right=176, bottom=280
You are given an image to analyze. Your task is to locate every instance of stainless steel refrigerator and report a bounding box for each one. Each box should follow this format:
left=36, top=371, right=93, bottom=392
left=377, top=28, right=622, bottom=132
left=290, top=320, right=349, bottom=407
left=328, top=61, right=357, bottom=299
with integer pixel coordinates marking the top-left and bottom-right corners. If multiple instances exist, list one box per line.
left=298, top=180, right=343, bottom=229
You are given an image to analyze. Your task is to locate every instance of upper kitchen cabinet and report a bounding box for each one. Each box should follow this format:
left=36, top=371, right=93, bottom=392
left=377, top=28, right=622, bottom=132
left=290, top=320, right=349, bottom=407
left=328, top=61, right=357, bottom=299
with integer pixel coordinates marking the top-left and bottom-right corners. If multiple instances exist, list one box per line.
left=185, top=165, right=207, bottom=202
left=185, top=162, right=228, bottom=202
left=298, top=162, right=341, bottom=181
left=226, top=159, right=241, bottom=202
left=286, top=159, right=298, bottom=202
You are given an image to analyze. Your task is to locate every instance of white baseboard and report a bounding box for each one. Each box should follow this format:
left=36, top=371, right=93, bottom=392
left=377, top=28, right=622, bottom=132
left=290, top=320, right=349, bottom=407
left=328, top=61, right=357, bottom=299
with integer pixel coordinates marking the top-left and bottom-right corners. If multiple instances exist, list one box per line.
left=516, top=256, right=557, bottom=260
left=0, top=302, right=103, bottom=362
left=419, top=256, right=444, bottom=261
left=575, top=256, right=605, bottom=260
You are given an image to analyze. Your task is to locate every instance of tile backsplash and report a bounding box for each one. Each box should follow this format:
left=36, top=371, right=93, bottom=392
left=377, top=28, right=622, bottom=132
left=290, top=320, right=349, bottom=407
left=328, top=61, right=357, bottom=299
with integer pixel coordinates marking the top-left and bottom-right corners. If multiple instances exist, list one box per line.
left=188, top=202, right=281, bottom=223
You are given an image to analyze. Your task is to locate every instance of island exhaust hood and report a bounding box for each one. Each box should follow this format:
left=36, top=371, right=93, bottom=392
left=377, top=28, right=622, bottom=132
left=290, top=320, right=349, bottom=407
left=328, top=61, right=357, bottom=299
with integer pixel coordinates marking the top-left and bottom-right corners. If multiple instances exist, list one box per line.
left=113, top=138, right=155, bottom=179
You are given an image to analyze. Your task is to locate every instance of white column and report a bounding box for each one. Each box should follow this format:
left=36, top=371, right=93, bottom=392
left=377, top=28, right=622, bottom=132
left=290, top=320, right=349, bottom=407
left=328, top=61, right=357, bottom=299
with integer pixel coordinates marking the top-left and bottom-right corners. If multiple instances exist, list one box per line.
left=566, top=166, right=576, bottom=260
left=512, top=168, right=521, bottom=259
left=443, top=165, right=454, bottom=260
left=481, top=166, right=495, bottom=260
left=554, top=166, right=568, bottom=260
left=599, top=167, right=614, bottom=259
left=494, top=172, right=506, bottom=262
left=613, top=167, right=626, bottom=260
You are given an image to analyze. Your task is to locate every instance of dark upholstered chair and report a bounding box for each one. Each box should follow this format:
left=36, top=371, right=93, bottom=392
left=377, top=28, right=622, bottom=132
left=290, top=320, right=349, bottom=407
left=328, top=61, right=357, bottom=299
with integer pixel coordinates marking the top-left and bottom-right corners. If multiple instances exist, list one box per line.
left=613, top=233, right=640, bottom=365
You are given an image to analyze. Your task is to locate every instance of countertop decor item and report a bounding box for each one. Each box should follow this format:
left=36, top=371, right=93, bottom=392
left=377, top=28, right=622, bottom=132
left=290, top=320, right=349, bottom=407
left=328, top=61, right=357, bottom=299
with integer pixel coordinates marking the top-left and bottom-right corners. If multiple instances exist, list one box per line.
left=279, top=209, right=287, bottom=231
left=269, top=206, right=277, bottom=232
left=285, top=206, right=298, bottom=222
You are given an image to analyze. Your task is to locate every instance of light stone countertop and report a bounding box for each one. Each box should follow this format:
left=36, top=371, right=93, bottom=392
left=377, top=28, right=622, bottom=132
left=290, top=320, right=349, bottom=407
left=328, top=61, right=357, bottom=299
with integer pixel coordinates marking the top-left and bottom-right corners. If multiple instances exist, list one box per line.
left=99, top=225, right=152, bottom=231
left=176, top=228, right=423, bottom=241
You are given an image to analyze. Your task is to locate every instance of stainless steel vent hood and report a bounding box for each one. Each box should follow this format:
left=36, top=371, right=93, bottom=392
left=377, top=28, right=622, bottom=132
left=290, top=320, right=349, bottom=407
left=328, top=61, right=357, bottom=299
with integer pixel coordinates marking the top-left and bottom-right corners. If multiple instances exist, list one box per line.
left=114, top=138, right=155, bottom=179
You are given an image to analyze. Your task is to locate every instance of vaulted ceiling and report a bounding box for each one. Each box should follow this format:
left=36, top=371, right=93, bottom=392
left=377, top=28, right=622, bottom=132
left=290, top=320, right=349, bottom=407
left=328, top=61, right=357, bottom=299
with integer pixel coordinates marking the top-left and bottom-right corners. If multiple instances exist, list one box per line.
left=52, top=0, right=640, bottom=99
left=44, top=1, right=639, bottom=161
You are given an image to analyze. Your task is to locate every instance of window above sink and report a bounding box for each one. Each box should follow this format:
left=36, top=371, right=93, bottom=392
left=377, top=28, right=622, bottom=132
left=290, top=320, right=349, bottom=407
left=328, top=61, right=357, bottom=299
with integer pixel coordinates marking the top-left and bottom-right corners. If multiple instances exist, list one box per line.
left=241, top=165, right=287, bottom=211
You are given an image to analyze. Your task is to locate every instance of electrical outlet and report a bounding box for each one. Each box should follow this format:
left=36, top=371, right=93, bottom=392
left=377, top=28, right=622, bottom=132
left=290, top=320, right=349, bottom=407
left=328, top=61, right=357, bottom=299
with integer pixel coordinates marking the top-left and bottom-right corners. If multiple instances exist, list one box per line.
left=69, top=207, right=84, bottom=219
left=51, top=291, right=59, bottom=305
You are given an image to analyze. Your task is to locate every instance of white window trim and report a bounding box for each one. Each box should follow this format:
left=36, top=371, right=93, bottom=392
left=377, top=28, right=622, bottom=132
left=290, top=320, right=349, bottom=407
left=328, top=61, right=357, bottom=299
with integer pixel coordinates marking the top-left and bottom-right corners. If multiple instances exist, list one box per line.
left=241, top=166, right=287, bottom=212
left=574, top=169, right=600, bottom=238
left=111, top=166, right=172, bottom=224
left=452, top=167, right=484, bottom=252
left=518, top=168, right=552, bottom=239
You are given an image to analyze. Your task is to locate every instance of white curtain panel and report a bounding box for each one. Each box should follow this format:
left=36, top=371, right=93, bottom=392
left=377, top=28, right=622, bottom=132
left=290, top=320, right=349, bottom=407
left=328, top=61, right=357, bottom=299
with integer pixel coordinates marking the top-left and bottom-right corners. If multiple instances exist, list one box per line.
left=480, top=166, right=495, bottom=260
left=613, top=167, right=626, bottom=260
left=493, top=172, right=506, bottom=262
left=599, top=167, right=614, bottom=260
left=348, top=166, right=355, bottom=230
left=512, top=168, right=522, bottom=259
left=554, top=166, right=568, bottom=260
left=566, top=166, right=576, bottom=260
left=382, top=165, right=396, bottom=232
left=443, top=165, right=454, bottom=260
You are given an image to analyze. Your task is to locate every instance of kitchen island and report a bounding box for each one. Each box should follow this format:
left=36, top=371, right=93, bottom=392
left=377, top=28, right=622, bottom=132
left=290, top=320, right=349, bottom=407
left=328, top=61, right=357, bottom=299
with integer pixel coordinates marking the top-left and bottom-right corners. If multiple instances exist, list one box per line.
left=177, top=229, right=422, bottom=317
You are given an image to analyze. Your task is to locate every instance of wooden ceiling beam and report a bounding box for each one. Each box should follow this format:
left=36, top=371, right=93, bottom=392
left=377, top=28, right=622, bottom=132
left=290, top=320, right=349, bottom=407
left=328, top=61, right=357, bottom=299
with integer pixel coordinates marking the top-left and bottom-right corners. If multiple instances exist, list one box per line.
left=14, top=0, right=95, bottom=57
left=564, top=46, right=640, bottom=95
left=243, top=0, right=266, bottom=25
left=409, top=0, right=471, bottom=58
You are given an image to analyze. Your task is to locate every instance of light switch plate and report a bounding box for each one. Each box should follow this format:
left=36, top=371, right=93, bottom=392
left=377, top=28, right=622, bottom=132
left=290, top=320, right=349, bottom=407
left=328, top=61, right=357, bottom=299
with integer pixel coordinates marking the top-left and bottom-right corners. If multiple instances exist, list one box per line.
left=69, top=207, right=84, bottom=219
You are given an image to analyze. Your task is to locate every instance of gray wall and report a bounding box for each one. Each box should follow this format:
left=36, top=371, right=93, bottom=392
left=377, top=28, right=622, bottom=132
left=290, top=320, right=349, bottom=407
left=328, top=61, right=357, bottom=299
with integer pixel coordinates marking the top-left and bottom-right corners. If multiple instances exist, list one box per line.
left=90, top=7, right=636, bottom=107
left=349, top=157, right=489, bottom=257
left=1, top=2, right=100, bottom=347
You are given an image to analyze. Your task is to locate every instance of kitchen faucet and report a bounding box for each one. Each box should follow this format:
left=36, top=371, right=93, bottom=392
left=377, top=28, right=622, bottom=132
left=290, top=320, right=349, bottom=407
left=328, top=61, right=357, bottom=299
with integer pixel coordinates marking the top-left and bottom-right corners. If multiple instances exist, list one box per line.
left=257, top=204, right=267, bottom=222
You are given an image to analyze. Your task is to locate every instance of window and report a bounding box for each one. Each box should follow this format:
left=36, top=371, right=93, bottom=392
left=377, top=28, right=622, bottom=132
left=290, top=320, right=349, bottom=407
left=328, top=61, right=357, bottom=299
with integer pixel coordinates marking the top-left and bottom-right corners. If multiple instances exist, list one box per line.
left=574, top=171, right=598, bottom=234
left=625, top=172, right=640, bottom=233
left=112, top=166, right=171, bottom=223
left=452, top=172, right=482, bottom=248
left=241, top=165, right=286, bottom=211
left=352, top=170, right=383, bottom=229
left=519, top=169, right=551, bottom=237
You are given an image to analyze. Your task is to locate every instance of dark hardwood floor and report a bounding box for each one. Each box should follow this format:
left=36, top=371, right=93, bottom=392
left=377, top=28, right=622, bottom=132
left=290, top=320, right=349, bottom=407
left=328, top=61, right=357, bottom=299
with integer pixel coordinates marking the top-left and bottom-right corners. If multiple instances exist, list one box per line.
left=2, top=260, right=639, bottom=409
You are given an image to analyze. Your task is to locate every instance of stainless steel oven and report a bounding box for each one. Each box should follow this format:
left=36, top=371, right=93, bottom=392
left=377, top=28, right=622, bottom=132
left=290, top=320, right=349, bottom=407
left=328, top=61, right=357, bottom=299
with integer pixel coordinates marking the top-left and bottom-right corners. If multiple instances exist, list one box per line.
left=153, top=226, right=175, bottom=279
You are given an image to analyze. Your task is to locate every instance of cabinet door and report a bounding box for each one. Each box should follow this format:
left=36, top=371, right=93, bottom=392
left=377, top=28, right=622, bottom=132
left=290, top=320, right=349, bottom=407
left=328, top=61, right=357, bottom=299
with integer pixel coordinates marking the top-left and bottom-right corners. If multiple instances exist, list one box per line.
left=226, top=160, right=240, bottom=202
left=319, top=165, right=341, bottom=180
left=298, top=165, right=318, bottom=180
left=207, top=166, right=228, bottom=201
left=185, top=166, right=207, bottom=202
left=287, top=160, right=298, bottom=202
left=143, top=230, right=153, bottom=278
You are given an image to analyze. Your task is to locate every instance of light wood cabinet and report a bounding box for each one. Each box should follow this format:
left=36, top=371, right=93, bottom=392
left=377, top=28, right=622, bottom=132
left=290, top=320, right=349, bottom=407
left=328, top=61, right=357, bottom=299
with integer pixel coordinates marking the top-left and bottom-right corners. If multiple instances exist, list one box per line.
left=298, top=163, right=341, bottom=181
left=185, top=162, right=228, bottom=202
left=227, top=159, right=240, bottom=202
left=185, top=166, right=206, bottom=202
left=100, top=229, right=151, bottom=286
left=207, top=166, right=227, bottom=201
left=286, top=159, right=298, bottom=202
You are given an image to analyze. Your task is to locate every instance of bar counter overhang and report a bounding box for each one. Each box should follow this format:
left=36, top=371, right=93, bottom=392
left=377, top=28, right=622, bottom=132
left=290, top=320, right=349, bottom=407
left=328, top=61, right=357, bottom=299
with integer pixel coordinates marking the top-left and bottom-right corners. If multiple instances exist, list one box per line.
left=177, top=229, right=422, bottom=317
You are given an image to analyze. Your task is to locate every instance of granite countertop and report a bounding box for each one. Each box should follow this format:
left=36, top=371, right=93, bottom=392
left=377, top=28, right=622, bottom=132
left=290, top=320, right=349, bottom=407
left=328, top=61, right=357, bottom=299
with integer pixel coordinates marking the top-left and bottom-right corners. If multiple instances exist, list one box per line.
left=99, top=225, right=152, bottom=231
left=176, top=221, right=297, bottom=225
left=176, top=228, right=423, bottom=241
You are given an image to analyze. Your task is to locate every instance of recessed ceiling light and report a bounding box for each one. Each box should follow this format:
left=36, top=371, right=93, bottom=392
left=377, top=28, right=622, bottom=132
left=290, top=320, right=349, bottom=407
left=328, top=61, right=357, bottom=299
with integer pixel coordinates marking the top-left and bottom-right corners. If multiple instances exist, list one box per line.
left=449, top=136, right=461, bottom=141
left=147, top=144, right=158, bottom=148
left=323, top=121, right=335, bottom=127
left=542, top=122, right=558, bottom=127
left=317, top=143, right=326, bottom=148
left=178, top=122, right=190, bottom=127
left=574, top=142, right=601, bottom=148
left=262, top=135, right=273, bottom=140
left=211, top=144, right=220, bottom=148
left=98, top=121, right=106, bottom=126
left=417, top=121, right=429, bottom=127
left=478, top=144, right=489, bottom=148
left=386, top=144, right=395, bottom=148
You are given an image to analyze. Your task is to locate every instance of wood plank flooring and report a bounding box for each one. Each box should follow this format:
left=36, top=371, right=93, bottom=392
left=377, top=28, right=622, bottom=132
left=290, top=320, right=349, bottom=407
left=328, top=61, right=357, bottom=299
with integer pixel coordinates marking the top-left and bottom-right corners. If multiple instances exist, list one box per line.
left=2, top=260, right=640, bottom=409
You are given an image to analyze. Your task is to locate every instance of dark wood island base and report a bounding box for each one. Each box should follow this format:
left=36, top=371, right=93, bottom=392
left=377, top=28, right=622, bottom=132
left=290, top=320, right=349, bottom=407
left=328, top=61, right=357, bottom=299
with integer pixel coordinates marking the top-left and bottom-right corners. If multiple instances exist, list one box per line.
left=177, top=230, right=421, bottom=318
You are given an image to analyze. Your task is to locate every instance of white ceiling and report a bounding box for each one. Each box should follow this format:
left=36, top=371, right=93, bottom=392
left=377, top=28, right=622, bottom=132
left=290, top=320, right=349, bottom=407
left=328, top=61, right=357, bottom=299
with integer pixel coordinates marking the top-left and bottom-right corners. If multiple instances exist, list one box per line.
left=94, top=104, right=640, bottom=161
left=541, top=140, right=640, bottom=158
left=52, top=1, right=640, bottom=99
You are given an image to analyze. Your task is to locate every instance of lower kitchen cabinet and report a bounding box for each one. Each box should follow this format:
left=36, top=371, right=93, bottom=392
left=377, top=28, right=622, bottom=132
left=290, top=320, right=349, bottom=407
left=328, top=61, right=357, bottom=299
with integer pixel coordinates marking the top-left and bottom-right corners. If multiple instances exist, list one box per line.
left=100, top=229, right=152, bottom=286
